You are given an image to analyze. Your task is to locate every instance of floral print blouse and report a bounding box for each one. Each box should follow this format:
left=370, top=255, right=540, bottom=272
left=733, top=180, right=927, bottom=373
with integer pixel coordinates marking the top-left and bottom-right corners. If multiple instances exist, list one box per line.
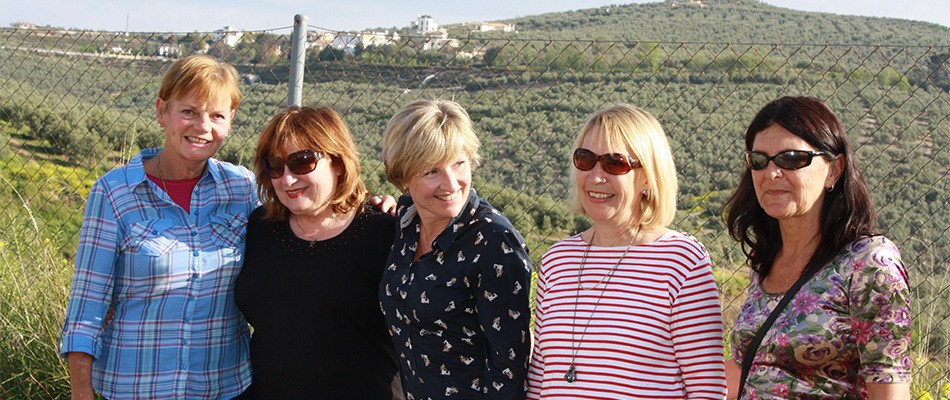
left=731, top=236, right=912, bottom=399
left=379, top=190, right=532, bottom=399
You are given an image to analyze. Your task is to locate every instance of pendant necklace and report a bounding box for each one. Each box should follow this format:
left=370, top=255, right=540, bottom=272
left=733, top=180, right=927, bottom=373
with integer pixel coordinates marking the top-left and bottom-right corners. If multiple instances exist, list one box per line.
left=292, top=212, right=348, bottom=247
left=564, top=227, right=638, bottom=383
left=292, top=214, right=322, bottom=247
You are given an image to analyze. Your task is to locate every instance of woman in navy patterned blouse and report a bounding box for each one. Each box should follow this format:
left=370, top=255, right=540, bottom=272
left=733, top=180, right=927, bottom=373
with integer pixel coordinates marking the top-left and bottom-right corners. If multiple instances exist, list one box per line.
left=378, top=99, right=532, bottom=399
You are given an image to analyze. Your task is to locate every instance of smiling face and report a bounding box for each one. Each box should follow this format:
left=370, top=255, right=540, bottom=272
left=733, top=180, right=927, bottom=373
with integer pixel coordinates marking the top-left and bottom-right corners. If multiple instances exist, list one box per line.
left=751, top=124, right=842, bottom=226
left=156, top=90, right=234, bottom=167
left=269, top=145, right=341, bottom=219
left=405, top=154, right=472, bottom=231
left=575, top=128, right=648, bottom=229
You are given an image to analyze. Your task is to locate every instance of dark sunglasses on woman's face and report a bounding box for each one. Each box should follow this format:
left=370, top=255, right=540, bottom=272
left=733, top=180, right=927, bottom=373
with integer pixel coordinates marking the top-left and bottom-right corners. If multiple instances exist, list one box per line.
left=745, top=150, right=835, bottom=171
left=263, top=149, right=324, bottom=179
left=573, top=148, right=641, bottom=175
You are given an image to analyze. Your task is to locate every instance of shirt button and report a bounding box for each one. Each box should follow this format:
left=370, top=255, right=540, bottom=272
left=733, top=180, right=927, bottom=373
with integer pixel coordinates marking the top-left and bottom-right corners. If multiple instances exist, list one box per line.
left=193, top=250, right=199, bottom=256
left=191, top=231, right=198, bottom=236
left=180, top=363, right=187, bottom=370
left=192, top=273, right=199, bottom=280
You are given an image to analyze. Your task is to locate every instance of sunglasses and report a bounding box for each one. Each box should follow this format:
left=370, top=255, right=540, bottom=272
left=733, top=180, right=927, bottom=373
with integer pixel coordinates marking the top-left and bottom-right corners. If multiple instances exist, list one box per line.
left=573, top=148, right=641, bottom=175
left=263, top=149, right=324, bottom=179
left=745, top=150, right=835, bottom=171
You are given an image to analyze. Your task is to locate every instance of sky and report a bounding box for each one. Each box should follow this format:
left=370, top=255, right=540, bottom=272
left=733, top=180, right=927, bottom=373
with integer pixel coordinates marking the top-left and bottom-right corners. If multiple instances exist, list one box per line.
left=3, top=0, right=948, bottom=33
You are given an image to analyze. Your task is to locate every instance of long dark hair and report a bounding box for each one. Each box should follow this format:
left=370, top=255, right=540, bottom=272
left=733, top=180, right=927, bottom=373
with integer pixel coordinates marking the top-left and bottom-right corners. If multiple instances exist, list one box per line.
left=724, top=96, right=877, bottom=278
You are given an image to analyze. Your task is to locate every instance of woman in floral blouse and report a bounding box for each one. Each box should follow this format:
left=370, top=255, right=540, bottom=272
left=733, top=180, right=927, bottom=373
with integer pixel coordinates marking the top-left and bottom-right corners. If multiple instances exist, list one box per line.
left=724, top=95, right=911, bottom=399
left=378, top=99, right=532, bottom=399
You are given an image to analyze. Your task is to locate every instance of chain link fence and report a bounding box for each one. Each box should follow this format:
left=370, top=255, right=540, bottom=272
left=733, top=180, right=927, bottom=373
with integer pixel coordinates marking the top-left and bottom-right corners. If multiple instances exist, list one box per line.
left=0, top=22, right=947, bottom=397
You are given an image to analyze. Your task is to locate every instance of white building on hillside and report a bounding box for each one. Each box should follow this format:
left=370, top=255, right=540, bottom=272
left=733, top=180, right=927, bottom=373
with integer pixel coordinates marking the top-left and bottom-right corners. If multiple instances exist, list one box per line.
left=328, top=31, right=399, bottom=53
left=212, top=26, right=243, bottom=47
left=157, top=37, right=182, bottom=58
left=412, top=15, right=438, bottom=33
left=421, top=30, right=458, bottom=51
left=470, top=22, right=515, bottom=33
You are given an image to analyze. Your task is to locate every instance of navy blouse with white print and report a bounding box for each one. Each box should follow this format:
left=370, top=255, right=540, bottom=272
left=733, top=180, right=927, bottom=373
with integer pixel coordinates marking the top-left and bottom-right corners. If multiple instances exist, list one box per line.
left=379, top=189, right=532, bottom=399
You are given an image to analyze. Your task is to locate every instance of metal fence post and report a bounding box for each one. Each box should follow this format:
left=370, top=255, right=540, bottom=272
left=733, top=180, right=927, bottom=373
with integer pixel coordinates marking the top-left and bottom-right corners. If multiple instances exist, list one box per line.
left=288, top=14, right=308, bottom=107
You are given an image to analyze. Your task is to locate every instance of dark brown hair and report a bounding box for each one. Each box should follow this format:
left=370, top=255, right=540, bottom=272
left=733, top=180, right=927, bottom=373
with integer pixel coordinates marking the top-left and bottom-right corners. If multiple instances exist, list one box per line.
left=724, top=95, right=877, bottom=278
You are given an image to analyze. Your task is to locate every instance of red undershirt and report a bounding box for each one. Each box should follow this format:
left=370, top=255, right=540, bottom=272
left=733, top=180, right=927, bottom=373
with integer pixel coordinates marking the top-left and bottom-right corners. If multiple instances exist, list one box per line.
left=147, top=174, right=200, bottom=213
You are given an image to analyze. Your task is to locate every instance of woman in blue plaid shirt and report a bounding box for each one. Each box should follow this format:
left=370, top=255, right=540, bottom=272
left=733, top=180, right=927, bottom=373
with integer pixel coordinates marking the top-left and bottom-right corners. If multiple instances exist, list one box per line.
left=59, top=55, right=258, bottom=399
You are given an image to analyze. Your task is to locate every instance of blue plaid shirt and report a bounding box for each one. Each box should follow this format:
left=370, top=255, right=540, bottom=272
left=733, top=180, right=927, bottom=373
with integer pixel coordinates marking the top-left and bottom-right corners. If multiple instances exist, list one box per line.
left=59, top=148, right=259, bottom=399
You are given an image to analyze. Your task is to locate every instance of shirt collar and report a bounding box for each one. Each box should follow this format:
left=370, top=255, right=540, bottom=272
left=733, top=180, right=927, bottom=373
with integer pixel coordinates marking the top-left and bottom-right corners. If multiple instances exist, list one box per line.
left=126, top=148, right=159, bottom=188
left=398, top=189, right=481, bottom=252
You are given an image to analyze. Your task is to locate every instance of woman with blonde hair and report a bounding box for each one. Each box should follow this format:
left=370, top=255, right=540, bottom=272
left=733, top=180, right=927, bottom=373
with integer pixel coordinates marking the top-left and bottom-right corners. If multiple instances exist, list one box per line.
left=378, top=99, right=532, bottom=399
left=527, top=104, right=727, bottom=399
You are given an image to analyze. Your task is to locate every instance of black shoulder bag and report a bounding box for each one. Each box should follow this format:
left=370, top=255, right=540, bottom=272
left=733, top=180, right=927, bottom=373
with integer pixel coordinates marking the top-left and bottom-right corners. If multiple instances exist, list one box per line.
left=737, top=261, right=825, bottom=397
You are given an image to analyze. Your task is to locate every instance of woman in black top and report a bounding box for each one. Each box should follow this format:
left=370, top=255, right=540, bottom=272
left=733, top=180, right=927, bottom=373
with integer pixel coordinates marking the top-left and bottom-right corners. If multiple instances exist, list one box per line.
left=235, top=106, right=401, bottom=399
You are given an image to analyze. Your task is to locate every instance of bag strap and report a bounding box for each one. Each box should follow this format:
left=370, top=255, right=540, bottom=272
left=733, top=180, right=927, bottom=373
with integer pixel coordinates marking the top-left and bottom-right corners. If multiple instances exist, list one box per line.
left=737, top=261, right=824, bottom=397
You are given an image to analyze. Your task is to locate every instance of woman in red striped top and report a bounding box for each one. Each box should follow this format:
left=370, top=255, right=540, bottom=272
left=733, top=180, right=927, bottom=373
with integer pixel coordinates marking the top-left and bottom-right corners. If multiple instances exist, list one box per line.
left=527, top=104, right=727, bottom=399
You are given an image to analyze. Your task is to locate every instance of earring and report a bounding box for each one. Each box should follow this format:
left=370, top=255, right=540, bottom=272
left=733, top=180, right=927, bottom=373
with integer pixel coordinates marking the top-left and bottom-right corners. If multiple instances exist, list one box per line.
left=641, top=189, right=649, bottom=197
left=827, top=184, right=834, bottom=192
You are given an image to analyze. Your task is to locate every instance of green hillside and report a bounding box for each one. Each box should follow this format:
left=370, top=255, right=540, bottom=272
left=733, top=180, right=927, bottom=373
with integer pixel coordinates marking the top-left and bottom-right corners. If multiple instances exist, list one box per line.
left=470, top=0, right=949, bottom=44
left=1, top=2, right=948, bottom=396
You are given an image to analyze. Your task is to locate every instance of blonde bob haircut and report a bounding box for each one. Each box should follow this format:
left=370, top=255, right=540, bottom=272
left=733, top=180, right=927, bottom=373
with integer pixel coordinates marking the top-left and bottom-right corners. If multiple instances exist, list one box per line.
left=255, top=106, right=368, bottom=220
left=381, top=99, right=482, bottom=191
left=571, top=104, right=678, bottom=229
left=158, top=55, right=241, bottom=109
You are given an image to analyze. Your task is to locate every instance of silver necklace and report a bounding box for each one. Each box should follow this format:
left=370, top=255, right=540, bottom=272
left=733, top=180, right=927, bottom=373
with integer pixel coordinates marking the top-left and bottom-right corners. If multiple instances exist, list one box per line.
left=564, top=228, right=637, bottom=383
left=292, top=213, right=345, bottom=245
left=156, top=153, right=169, bottom=193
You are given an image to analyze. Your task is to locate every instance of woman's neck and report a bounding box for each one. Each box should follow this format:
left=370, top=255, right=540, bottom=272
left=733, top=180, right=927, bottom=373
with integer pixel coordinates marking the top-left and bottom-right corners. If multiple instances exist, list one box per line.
left=419, top=218, right=449, bottom=245
left=414, top=217, right=450, bottom=261
left=765, top=225, right=822, bottom=292
left=778, top=219, right=822, bottom=256
left=291, top=209, right=356, bottom=242
left=152, top=151, right=206, bottom=180
left=586, top=223, right=667, bottom=247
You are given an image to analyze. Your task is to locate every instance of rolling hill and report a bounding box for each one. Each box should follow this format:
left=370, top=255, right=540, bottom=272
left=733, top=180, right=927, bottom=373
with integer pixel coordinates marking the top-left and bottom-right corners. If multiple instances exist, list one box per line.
left=453, top=0, right=949, bottom=45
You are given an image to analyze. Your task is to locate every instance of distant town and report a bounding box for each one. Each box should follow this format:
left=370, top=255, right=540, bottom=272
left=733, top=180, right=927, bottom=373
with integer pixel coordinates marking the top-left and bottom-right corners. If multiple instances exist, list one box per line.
left=7, top=15, right=517, bottom=61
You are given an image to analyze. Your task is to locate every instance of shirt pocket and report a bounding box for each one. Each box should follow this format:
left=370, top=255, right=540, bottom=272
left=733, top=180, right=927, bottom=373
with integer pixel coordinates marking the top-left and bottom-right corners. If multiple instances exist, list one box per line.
left=210, top=212, right=247, bottom=247
left=118, top=219, right=180, bottom=292
left=209, top=212, right=248, bottom=260
left=120, top=219, right=177, bottom=256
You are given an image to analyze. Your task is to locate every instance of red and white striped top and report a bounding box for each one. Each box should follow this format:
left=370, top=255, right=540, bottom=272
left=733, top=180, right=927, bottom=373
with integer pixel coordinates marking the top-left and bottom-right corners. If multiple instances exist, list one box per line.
left=527, top=231, right=727, bottom=399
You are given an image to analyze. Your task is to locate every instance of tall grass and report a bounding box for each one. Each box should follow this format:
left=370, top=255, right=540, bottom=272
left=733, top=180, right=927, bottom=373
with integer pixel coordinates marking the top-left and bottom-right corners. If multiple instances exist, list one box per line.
left=899, top=232, right=950, bottom=399
left=0, top=129, right=91, bottom=398
left=0, top=185, right=73, bottom=398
